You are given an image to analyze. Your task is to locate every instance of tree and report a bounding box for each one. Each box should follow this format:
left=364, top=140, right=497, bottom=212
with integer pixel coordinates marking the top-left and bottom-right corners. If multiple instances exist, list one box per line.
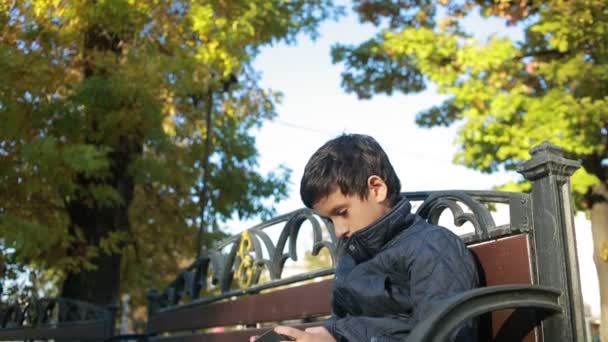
left=0, top=0, right=340, bottom=312
left=332, top=0, right=608, bottom=338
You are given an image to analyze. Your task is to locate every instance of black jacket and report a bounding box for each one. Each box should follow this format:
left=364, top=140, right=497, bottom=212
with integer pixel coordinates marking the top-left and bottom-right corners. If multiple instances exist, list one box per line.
left=325, top=198, right=479, bottom=341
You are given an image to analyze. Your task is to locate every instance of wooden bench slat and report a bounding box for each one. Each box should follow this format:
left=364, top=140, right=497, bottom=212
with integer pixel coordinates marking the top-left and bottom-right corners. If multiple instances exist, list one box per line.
left=0, top=321, right=109, bottom=340
left=470, top=234, right=533, bottom=286
left=147, top=280, right=332, bottom=334
left=470, top=233, right=536, bottom=342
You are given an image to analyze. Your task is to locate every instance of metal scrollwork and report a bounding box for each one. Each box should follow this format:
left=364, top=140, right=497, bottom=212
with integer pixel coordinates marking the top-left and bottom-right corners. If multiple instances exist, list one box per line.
left=236, top=230, right=257, bottom=288
left=149, top=208, right=337, bottom=312
left=408, top=190, right=532, bottom=243
left=0, top=298, right=112, bottom=329
left=416, top=192, right=494, bottom=241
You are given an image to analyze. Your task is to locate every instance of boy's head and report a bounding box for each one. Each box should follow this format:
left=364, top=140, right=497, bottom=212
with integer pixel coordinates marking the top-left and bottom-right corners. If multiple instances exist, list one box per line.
left=300, top=134, right=401, bottom=238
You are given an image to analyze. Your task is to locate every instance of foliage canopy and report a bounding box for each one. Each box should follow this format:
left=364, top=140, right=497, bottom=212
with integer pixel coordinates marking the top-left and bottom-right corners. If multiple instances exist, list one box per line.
left=0, top=0, right=340, bottom=308
left=333, top=0, right=607, bottom=205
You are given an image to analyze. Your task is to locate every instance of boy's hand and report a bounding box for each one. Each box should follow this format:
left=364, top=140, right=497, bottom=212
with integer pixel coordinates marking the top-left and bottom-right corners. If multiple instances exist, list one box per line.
left=274, top=326, right=336, bottom=342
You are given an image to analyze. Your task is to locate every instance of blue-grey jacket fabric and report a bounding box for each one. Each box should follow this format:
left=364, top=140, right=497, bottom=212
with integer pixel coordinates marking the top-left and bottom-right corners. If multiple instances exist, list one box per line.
left=324, top=198, right=479, bottom=341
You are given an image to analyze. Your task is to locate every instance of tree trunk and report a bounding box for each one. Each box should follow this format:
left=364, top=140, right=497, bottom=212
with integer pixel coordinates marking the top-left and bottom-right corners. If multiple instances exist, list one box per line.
left=61, top=23, right=139, bottom=307
left=62, top=137, right=140, bottom=306
left=591, top=182, right=608, bottom=342
left=196, top=91, right=214, bottom=258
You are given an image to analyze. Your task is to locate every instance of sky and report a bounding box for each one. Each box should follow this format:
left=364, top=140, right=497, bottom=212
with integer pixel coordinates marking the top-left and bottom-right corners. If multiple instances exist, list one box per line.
left=227, top=2, right=601, bottom=318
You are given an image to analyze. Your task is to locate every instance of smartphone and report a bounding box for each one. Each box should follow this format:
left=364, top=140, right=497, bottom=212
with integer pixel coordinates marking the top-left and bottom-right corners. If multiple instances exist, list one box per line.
left=254, top=329, right=295, bottom=342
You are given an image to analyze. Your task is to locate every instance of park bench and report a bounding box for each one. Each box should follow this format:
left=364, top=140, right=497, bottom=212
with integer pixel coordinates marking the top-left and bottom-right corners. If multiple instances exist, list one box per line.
left=0, top=297, right=116, bottom=341
left=0, top=142, right=587, bottom=341
left=140, top=142, right=587, bottom=342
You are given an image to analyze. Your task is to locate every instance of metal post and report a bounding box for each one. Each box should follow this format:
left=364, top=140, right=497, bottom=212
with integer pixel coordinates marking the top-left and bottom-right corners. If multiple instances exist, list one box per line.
left=517, top=141, right=586, bottom=341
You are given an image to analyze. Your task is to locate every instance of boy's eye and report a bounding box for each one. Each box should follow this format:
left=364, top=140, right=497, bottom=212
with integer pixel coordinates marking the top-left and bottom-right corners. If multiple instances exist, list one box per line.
left=338, top=209, right=347, bottom=217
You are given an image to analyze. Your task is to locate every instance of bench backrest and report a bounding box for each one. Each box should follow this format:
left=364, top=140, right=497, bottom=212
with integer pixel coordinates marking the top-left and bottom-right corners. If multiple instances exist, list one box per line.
left=146, top=235, right=535, bottom=342
left=145, top=232, right=535, bottom=342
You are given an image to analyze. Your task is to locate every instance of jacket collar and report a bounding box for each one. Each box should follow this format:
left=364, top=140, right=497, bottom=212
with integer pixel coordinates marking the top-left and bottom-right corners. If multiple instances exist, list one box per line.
left=340, top=197, right=417, bottom=264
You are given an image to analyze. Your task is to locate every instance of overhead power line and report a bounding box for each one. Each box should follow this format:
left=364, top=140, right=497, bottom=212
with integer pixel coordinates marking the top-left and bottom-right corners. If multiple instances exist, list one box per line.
left=273, top=119, right=338, bottom=136
left=270, top=119, right=458, bottom=166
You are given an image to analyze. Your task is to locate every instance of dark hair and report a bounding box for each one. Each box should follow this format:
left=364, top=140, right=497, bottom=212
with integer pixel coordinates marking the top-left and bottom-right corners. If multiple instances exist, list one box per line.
left=300, top=134, right=401, bottom=208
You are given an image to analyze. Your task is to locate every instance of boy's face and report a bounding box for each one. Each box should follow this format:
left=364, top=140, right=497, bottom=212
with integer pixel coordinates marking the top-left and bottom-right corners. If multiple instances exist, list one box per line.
left=313, top=176, right=391, bottom=239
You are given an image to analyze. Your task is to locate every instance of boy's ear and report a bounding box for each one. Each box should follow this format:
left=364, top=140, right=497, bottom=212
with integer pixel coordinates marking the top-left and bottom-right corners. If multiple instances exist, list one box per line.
left=367, top=175, right=388, bottom=203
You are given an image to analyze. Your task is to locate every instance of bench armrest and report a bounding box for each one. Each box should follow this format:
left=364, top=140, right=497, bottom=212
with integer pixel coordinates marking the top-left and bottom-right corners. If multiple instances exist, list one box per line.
left=404, top=284, right=562, bottom=342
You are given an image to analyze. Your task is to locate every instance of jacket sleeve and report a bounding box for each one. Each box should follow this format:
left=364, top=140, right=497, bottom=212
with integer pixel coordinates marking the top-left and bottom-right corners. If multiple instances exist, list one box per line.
left=325, top=314, right=413, bottom=342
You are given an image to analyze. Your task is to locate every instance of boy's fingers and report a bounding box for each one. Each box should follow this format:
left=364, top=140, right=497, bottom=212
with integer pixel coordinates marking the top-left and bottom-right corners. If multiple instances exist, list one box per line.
left=275, top=326, right=305, bottom=340
left=249, top=336, right=258, bottom=342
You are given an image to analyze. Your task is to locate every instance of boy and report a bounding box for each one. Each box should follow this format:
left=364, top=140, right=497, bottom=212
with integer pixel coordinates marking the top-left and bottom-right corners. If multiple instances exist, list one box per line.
left=274, top=134, right=478, bottom=341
